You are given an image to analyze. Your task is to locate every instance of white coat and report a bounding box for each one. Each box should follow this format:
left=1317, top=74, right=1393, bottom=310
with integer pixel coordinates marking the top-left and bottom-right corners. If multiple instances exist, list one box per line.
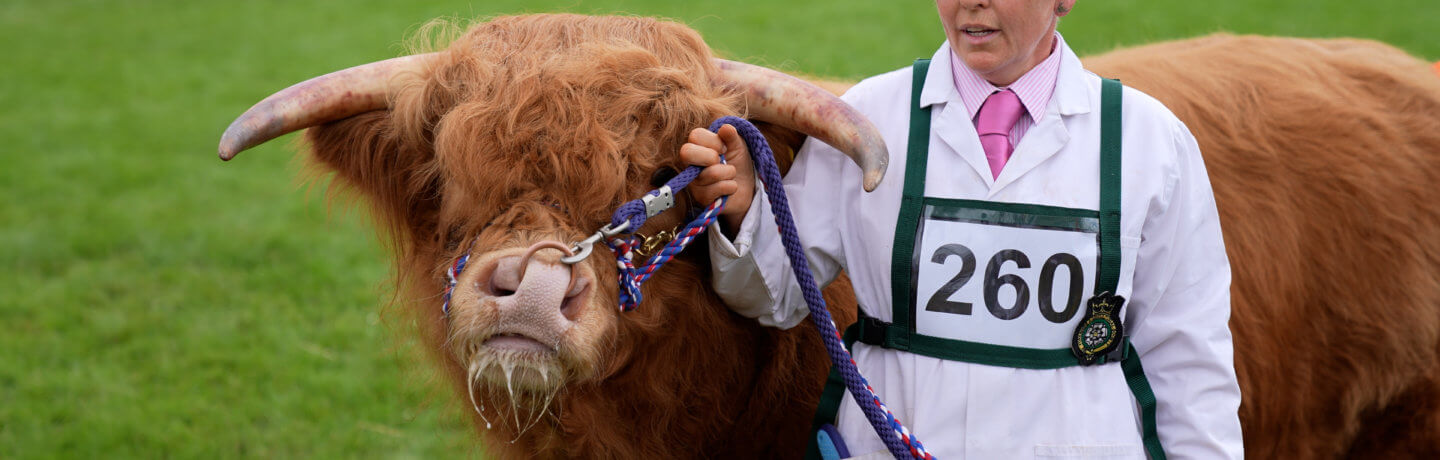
left=708, top=39, right=1244, bottom=459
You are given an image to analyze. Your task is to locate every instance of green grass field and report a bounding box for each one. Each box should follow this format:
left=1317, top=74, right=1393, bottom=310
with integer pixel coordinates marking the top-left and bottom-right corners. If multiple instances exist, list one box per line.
left=3, top=0, right=1436, bottom=457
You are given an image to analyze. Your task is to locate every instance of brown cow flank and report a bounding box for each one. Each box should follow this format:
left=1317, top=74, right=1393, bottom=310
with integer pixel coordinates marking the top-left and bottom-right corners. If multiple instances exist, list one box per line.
left=1083, top=34, right=1440, bottom=458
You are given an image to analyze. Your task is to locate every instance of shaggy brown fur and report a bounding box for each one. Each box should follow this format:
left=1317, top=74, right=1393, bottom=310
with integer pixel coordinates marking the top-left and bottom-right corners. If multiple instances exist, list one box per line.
left=305, top=14, right=854, bottom=459
left=1085, top=35, right=1440, bottom=458
left=296, top=13, right=1440, bottom=460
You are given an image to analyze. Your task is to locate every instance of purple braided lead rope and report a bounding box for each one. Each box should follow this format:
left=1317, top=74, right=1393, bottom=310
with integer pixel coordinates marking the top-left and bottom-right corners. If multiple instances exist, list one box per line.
left=609, top=167, right=703, bottom=231
left=709, top=116, right=932, bottom=459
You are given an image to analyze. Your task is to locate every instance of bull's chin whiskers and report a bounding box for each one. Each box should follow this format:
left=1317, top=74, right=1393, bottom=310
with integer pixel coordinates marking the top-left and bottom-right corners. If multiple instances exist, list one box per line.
left=501, top=359, right=521, bottom=440
left=512, top=365, right=555, bottom=443
left=464, top=348, right=565, bottom=440
left=467, top=358, right=494, bottom=430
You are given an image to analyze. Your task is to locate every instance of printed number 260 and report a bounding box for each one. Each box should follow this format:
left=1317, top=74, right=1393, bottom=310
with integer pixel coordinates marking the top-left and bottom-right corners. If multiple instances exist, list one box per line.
left=924, top=243, right=1084, bottom=323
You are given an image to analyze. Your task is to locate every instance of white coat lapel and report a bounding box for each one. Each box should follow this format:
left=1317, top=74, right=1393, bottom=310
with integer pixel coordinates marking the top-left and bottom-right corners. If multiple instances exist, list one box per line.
left=989, top=40, right=1096, bottom=194
left=920, top=44, right=996, bottom=186
left=990, top=108, right=1068, bottom=193
left=933, top=102, right=994, bottom=185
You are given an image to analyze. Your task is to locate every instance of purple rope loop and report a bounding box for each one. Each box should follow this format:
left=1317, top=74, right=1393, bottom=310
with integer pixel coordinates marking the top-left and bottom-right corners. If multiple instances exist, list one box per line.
left=610, top=167, right=704, bottom=231
left=709, top=116, right=932, bottom=459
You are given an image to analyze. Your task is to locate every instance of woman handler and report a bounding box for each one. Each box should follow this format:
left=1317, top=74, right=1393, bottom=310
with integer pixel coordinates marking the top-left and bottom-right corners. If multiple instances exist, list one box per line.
left=682, top=0, right=1242, bottom=458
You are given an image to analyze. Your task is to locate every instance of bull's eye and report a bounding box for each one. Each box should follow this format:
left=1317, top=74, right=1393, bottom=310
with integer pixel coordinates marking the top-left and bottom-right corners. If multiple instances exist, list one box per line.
left=649, top=166, right=679, bottom=187
left=541, top=199, right=567, bottom=216
left=443, top=226, right=463, bottom=251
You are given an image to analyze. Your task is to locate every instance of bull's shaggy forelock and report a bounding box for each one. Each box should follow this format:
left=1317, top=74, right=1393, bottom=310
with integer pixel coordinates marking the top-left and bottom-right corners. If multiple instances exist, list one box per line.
left=303, top=14, right=839, bottom=459
left=419, top=16, right=740, bottom=238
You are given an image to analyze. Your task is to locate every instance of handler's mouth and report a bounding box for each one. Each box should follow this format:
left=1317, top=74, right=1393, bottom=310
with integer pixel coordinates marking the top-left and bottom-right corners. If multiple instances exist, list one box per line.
left=962, top=26, right=997, bottom=37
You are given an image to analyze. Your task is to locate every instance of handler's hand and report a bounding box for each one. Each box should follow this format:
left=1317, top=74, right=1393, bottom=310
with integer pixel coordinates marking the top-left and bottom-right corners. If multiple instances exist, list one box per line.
left=680, top=124, right=755, bottom=236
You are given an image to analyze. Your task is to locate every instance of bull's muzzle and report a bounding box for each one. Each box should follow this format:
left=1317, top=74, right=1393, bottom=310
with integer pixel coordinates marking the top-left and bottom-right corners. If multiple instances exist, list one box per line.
left=478, top=241, right=590, bottom=347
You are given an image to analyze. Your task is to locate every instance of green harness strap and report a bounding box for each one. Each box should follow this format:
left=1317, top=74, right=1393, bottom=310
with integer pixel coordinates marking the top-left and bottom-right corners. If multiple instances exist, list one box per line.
left=888, top=58, right=933, bottom=338
left=1100, top=78, right=1166, bottom=460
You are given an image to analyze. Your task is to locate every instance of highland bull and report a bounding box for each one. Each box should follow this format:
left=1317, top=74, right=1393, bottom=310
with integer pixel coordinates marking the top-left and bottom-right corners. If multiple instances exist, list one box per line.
left=218, top=14, right=1440, bottom=459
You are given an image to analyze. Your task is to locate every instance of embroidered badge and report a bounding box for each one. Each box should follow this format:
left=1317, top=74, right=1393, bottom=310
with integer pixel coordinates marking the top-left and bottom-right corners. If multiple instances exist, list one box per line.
left=1072, top=292, right=1126, bottom=365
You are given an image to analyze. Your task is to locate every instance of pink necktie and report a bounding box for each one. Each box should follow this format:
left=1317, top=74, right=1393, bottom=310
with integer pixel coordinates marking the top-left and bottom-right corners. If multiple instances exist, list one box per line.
left=976, top=89, right=1026, bottom=179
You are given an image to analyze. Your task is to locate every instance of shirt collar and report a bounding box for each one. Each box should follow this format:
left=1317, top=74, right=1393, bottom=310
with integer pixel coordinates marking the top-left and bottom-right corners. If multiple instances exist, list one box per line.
left=920, top=33, right=1090, bottom=116
left=949, top=32, right=1065, bottom=124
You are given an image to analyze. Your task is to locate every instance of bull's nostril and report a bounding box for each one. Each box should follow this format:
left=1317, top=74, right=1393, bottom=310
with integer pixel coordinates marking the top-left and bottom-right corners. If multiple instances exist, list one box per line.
left=560, top=295, right=583, bottom=321
left=487, top=259, right=522, bottom=297
left=489, top=274, right=519, bottom=297
left=560, top=276, right=590, bottom=321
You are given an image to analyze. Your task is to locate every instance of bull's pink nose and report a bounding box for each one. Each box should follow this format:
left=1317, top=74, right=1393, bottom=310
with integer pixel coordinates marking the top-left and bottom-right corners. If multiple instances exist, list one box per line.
left=486, top=241, right=588, bottom=322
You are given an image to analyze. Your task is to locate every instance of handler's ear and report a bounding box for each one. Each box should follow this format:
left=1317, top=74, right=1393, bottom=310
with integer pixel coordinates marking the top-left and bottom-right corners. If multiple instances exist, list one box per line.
left=1056, top=0, right=1076, bottom=17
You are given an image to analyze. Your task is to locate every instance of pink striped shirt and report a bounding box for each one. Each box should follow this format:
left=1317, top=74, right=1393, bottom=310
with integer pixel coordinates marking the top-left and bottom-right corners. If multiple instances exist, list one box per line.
left=950, top=33, right=1065, bottom=143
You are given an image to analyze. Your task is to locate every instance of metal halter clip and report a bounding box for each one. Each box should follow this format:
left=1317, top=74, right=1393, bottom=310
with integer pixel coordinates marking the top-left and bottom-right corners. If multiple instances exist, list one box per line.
left=562, top=185, right=674, bottom=265
left=561, top=220, right=631, bottom=265
left=642, top=185, right=675, bottom=218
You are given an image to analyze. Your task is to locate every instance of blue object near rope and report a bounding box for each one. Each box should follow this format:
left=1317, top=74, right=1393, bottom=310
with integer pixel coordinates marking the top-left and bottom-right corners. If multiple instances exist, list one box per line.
left=817, top=424, right=850, bottom=460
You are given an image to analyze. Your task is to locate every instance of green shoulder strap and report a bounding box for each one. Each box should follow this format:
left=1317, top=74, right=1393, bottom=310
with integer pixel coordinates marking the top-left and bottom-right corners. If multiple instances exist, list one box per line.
left=1101, top=78, right=1166, bottom=460
left=888, top=58, right=933, bottom=342
left=1097, top=78, right=1122, bottom=296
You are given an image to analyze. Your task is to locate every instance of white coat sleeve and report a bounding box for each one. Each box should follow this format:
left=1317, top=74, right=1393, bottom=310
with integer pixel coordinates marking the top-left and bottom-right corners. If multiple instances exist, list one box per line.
left=1127, top=119, right=1244, bottom=458
left=706, top=135, right=850, bottom=329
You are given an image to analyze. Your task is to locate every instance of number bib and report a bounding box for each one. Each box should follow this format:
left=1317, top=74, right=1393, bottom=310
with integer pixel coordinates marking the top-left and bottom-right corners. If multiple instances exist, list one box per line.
left=912, top=201, right=1099, bottom=350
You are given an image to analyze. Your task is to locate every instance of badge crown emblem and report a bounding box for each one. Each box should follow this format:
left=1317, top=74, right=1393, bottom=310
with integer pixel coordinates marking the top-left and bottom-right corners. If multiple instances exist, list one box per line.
left=1092, top=297, right=1116, bottom=314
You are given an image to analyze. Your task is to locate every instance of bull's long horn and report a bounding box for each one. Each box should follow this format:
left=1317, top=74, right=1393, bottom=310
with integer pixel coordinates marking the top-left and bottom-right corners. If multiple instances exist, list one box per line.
left=218, top=53, right=888, bottom=191
left=217, top=53, right=439, bottom=160
left=714, top=59, right=888, bottom=191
